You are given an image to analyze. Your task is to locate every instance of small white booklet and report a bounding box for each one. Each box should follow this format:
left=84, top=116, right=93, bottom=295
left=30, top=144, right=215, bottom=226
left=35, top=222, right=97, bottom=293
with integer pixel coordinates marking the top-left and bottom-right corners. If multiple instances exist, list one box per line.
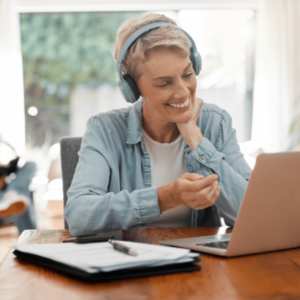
left=12, top=241, right=199, bottom=273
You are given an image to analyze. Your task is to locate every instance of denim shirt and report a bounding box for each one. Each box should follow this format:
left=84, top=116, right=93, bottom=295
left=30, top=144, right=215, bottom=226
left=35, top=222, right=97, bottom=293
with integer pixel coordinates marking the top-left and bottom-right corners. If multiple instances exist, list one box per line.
left=65, top=99, right=252, bottom=236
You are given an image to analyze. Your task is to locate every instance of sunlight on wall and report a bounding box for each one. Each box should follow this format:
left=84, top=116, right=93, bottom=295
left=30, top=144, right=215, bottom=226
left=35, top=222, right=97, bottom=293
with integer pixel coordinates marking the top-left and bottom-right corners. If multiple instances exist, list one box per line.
left=0, top=0, right=26, bottom=158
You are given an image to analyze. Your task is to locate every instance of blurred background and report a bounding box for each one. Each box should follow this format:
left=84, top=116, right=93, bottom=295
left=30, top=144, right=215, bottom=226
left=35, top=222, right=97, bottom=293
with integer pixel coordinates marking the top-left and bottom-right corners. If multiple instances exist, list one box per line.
left=0, top=0, right=299, bottom=259
left=21, top=9, right=255, bottom=148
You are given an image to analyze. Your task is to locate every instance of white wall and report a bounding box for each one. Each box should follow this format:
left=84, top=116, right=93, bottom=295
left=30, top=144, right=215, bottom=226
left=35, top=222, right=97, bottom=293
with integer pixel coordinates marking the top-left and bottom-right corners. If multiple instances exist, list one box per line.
left=0, top=0, right=26, bottom=157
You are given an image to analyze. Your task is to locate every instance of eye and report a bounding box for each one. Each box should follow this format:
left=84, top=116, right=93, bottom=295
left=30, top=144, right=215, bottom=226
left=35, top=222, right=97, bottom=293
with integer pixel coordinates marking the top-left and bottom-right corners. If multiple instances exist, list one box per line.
left=183, top=73, right=193, bottom=78
left=157, top=82, right=169, bottom=88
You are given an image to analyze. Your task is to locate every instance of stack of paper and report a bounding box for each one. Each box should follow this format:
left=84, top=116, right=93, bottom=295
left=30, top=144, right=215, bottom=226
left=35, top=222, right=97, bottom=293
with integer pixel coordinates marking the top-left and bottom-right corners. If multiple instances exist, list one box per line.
left=13, top=241, right=199, bottom=274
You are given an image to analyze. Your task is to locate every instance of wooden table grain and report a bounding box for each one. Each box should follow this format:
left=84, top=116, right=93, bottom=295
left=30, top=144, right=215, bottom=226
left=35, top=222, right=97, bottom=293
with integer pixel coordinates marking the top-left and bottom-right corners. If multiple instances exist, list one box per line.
left=0, top=227, right=300, bottom=300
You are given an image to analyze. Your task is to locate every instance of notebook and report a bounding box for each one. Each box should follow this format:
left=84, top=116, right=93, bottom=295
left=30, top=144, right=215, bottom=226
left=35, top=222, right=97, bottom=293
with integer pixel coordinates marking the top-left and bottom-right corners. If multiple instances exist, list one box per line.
left=12, top=240, right=201, bottom=282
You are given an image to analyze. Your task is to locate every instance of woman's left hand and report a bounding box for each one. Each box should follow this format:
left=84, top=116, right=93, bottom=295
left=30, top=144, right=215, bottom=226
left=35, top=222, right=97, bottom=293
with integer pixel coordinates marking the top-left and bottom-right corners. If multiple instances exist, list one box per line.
left=176, top=97, right=204, bottom=151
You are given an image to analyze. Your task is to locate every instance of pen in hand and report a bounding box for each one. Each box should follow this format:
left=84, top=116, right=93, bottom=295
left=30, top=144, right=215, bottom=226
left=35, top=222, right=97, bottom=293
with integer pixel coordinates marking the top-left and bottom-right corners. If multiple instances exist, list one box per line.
left=108, top=239, right=138, bottom=256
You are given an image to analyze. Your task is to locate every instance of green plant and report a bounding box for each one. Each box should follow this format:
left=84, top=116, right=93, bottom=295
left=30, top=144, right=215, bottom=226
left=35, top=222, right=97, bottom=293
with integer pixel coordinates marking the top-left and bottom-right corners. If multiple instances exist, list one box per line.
left=20, top=12, right=142, bottom=146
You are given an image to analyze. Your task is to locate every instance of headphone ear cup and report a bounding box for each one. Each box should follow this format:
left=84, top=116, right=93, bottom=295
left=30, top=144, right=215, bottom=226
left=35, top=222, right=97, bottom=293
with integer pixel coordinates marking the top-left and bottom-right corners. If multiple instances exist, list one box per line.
left=123, top=74, right=140, bottom=101
left=190, top=52, right=202, bottom=76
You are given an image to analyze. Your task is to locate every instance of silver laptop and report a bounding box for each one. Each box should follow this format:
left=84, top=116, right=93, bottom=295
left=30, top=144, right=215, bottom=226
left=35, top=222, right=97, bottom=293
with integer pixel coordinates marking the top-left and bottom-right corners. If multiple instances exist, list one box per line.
left=160, top=152, right=300, bottom=257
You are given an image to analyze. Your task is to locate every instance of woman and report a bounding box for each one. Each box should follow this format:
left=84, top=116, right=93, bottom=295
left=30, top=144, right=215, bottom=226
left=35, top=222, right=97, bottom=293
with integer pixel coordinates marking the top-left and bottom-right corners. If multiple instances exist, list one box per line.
left=65, top=13, right=252, bottom=236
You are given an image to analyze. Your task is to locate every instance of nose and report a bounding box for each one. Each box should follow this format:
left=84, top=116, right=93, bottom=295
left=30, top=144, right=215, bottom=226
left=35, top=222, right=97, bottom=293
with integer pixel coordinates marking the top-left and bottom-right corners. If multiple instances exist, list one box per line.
left=173, top=77, right=190, bottom=100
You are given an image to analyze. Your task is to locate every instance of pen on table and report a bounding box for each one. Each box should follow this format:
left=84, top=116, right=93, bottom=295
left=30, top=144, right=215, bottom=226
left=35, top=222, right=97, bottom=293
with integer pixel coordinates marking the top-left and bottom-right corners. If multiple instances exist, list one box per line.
left=63, top=235, right=113, bottom=243
left=108, top=239, right=138, bottom=256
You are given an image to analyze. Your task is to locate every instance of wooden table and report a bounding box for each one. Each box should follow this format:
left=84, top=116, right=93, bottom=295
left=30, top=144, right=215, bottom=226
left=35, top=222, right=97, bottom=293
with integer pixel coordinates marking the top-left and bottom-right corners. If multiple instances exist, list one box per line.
left=1, top=227, right=300, bottom=300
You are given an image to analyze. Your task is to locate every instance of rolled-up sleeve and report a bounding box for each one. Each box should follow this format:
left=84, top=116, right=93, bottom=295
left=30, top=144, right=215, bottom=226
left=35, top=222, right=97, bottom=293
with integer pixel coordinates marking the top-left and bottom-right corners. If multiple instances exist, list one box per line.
left=185, top=110, right=252, bottom=226
left=64, top=116, right=160, bottom=236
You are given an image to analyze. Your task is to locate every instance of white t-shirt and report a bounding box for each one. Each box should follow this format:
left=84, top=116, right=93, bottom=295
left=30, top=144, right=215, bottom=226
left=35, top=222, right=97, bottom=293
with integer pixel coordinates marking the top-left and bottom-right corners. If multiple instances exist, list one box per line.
left=142, top=129, right=192, bottom=227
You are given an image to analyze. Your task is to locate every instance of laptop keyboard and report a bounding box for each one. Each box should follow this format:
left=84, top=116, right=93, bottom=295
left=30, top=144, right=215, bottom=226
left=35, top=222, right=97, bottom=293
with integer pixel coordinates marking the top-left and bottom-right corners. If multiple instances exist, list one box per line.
left=197, top=241, right=229, bottom=249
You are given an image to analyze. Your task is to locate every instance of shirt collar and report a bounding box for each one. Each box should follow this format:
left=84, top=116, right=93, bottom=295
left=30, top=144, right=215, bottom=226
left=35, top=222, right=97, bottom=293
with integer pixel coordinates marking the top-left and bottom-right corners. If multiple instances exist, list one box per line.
left=126, top=98, right=144, bottom=144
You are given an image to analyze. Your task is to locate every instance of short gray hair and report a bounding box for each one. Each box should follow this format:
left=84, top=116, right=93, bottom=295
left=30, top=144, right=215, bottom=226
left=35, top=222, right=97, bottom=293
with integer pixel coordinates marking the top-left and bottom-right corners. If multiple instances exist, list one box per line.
left=113, top=13, right=191, bottom=82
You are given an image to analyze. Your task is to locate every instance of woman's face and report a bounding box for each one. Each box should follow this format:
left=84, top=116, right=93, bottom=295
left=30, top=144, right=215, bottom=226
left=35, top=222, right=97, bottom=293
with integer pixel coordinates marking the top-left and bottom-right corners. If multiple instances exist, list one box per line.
left=137, top=47, right=197, bottom=126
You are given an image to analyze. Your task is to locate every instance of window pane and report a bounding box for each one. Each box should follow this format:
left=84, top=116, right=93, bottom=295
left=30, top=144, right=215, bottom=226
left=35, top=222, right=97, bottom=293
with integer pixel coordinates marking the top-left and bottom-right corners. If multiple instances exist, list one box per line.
left=20, top=12, right=141, bottom=148
left=179, top=10, right=256, bottom=142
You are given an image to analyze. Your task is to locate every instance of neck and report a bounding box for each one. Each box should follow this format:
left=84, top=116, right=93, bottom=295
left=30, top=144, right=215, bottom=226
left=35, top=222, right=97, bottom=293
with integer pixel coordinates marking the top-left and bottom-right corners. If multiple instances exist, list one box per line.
left=142, top=116, right=180, bottom=144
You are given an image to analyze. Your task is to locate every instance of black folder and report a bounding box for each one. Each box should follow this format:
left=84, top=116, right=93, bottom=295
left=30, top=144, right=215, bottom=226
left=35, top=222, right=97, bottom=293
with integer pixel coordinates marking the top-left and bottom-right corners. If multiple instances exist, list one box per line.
left=13, top=250, right=201, bottom=282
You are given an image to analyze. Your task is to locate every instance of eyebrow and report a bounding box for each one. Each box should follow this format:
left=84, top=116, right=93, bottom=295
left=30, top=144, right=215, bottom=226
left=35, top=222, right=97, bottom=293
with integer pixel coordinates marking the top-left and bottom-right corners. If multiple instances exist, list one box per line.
left=152, top=62, right=193, bottom=81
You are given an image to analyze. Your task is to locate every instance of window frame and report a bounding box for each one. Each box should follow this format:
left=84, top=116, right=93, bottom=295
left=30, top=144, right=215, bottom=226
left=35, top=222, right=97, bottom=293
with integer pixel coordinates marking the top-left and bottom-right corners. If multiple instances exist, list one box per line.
left=16, top=0, right=258, bottom=13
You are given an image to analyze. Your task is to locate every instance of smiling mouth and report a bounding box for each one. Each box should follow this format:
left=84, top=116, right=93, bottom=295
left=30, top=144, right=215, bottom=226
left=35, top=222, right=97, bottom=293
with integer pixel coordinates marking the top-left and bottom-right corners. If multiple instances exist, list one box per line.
left=167, top=98, right=189, bottom=108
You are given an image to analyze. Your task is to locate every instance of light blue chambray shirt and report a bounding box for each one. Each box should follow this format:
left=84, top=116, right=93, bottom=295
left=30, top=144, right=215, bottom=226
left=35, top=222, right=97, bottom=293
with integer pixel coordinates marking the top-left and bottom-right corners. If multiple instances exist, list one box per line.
left=65, top=99, right=252, bottom=236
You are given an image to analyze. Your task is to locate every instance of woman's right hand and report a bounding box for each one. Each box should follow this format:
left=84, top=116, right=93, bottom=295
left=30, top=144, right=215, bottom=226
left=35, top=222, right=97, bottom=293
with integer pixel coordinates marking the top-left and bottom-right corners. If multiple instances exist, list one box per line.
left=157, top=173, right=221, bottom=213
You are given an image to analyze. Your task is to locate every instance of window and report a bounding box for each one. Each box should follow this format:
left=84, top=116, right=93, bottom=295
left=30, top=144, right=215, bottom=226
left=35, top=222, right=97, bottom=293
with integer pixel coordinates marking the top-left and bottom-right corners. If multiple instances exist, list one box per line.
left=20, top=9, right=255, bottom=156
left=178, top=10, right=256, bottom=142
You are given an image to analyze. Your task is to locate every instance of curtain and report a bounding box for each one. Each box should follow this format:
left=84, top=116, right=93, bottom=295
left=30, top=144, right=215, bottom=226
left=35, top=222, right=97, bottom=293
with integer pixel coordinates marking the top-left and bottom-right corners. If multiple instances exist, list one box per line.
left=252, top=0, right=300, bottom=153
left=0, top=0, right=25, bottom=157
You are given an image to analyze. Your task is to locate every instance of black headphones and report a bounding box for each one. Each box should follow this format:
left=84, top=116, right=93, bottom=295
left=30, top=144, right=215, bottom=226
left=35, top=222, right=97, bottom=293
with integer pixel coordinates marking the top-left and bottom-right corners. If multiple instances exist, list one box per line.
left=116, top=22, right=202, bottom=103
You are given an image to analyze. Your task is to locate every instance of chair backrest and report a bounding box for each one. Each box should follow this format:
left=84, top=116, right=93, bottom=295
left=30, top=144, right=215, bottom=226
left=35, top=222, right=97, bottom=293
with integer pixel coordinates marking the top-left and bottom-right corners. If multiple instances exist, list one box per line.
left=60, top=137, right=82, bottom=229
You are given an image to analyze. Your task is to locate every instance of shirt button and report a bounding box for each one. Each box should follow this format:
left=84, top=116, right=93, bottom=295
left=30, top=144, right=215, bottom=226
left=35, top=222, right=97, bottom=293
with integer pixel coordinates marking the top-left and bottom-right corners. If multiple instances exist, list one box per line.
left=199, top=155, right=204, bottom=159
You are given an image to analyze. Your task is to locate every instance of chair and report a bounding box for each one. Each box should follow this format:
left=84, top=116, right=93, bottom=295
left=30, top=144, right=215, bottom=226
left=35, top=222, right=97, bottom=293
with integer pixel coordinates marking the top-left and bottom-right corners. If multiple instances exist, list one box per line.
left=60, top=137, right=82, bottom=229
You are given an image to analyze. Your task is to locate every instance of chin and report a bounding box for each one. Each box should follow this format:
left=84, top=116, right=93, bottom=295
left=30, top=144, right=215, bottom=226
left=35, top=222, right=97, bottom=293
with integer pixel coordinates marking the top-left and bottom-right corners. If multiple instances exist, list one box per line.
left=169, top=111, right=193, bottom=123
